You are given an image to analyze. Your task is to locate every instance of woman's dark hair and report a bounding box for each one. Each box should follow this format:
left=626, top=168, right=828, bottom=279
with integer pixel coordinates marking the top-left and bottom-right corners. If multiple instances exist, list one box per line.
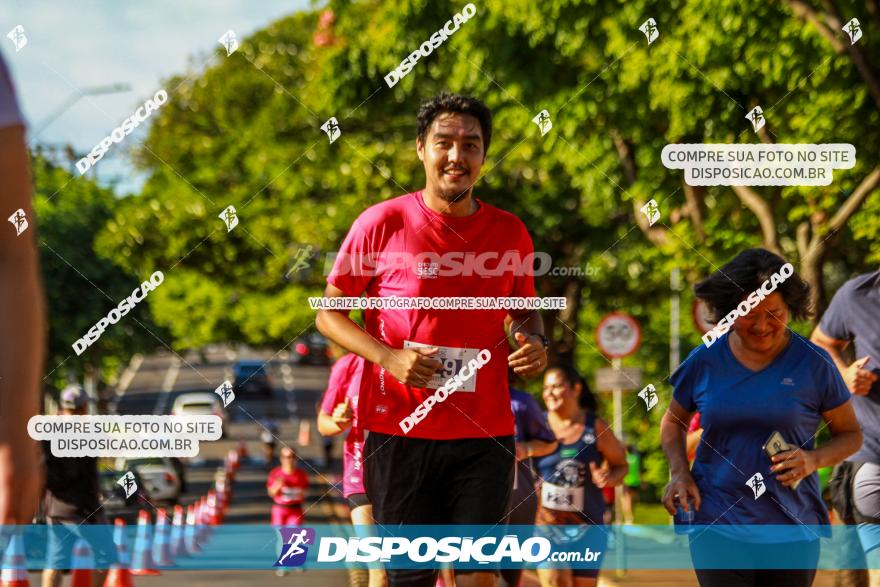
left=417, top=92, right=493, bottom=157
left=694, top=248, right=812, bottom=322
left=547, top=364, right=597, bottom=413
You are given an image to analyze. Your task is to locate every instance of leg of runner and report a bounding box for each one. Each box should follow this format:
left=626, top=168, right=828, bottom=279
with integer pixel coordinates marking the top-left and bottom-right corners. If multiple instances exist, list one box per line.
left=351, top=501, right=387, bottom=587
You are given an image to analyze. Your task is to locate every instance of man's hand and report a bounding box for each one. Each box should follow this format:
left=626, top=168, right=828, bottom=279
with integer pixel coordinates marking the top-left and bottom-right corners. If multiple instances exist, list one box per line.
left=662, top=472, right=702, bottom=515
left=331, top=398, right=354, bottom=430
left=0, top=439, right=44, bottom=525
left=381, top=347, right=443, bottom=387
left=844, top=356, right=878, bottom=396
left=507, top=332, right=547, bottom=378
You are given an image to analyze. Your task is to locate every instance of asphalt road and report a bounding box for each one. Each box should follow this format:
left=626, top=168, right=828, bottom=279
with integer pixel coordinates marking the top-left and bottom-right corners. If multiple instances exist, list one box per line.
left=31, top=345, right=354, bottom=586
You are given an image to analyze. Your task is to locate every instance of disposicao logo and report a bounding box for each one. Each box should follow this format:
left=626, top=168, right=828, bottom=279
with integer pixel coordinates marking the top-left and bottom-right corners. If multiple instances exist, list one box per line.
left=276, top=528, right=315, bottom=568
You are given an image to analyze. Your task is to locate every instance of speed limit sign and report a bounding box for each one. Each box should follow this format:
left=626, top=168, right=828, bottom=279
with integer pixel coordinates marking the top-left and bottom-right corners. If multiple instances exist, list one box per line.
left=596, top=313, right=641, bottom=358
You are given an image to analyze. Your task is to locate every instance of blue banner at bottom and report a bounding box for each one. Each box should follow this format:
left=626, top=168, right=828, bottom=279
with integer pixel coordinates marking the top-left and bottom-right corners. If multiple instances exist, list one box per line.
left=0, top=524, right=876, bottom=570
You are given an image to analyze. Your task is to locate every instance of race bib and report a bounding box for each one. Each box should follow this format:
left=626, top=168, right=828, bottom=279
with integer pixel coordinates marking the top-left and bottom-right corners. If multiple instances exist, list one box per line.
left=541, top=482, right=584, bottom=512
left=282, top=487, right=303, bottom=501
left=403, top=341, right=480, bottom=392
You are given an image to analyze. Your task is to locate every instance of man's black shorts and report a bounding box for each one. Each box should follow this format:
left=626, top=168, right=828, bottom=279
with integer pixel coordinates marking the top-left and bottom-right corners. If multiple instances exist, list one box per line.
left=364, top=432, right=515, bottom=525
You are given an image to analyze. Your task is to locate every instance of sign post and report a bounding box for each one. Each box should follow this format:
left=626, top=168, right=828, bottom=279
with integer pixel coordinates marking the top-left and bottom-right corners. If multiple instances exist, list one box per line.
left=595, top=312, right=641, bottom=577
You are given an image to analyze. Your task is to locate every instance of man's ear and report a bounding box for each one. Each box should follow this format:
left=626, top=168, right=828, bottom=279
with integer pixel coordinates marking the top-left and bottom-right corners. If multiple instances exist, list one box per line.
left=416, top=137, right=425, bottom=162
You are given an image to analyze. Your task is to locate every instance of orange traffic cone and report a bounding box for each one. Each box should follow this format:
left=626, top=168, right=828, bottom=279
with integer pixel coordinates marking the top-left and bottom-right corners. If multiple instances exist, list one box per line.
left=103, top=518, right=135, bottom=587
left=69, top=539, right=94, bottom=587
left=298, top=419, right=311, bottom=446
left=206, top=491, right=219, bottom=525
left=130, top=510, right=159, bottom=576
left=0, top=533, right=29, bottom=587
left=184, top=504, right=200, bottom=554
left=169, top=505, right=186, bottom=557
left=237, top=440, right=248, bottom=461
left=151, top=508, right=172, bottom=567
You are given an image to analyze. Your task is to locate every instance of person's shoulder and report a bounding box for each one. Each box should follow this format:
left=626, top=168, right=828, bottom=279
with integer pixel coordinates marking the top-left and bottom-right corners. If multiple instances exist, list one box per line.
left=845, top=271, right=880, bottom=295
left=480, top=201, right=531, bottom=235
left=353, top=193, right=415, bottom=230
left=790, top=332, right=837, bottom=369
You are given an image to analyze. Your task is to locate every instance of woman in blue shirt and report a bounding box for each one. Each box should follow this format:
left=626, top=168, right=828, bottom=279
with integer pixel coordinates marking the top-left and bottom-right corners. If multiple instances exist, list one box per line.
left=661, top=248, right=862, bottom=587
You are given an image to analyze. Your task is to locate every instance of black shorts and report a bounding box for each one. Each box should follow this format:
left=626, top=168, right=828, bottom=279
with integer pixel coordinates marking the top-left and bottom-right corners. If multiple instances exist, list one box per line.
left=365, top=432, right=515, bottom=587
left=365, top=432, right=515, bottom=525
left=349, top=492, right=371, bottom=510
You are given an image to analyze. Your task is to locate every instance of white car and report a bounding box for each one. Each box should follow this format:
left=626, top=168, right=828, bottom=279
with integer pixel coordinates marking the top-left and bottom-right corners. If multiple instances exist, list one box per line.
left=171, top=392, right=228, bottom=436
left=115, top=457, right=185, bottom=504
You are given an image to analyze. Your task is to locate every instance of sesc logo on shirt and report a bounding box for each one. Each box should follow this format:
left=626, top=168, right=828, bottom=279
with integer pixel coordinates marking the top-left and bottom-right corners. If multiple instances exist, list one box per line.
left=417, top=262, right=439, bottom=279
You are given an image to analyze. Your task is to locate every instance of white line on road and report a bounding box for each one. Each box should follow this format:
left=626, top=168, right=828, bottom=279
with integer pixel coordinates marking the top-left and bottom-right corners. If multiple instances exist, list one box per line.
left=115, top=354, right=144, bottom=397
left=154, top=356, right=182, bottom=415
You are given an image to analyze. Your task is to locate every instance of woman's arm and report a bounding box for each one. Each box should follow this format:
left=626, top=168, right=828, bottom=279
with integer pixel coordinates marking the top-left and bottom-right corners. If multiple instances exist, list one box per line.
left=660, top=399, right=701, bottom=514
left=516, top=439, right=558, bottom=460
left=772, top=400, right=862, bottom=487
left=592, top=418, right=628, bottom=487
left=317, top=408, right=348, bottom=437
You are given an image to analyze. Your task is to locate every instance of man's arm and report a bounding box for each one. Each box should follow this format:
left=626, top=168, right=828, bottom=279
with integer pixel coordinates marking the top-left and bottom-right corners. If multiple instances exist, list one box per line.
left=315, top=283, right=442, bottom=387
left=0, top=124, right=47, bottom=525
left=811, top=326, right=878, bottom=396
left=506, top=309, right=547, bottom=378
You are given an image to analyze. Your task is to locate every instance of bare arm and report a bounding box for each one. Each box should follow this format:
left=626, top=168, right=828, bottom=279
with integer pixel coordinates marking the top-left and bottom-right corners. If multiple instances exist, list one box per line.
left=591, top=418, right=628, bottom=487
left=0, top=124, right=46, bottom=525
left=811, top=326, right=878, bottom=396
left=516, top=439, right=558, bottom=461
left=315, top=283, right=442, bottom=386
left=660, top=399, right=701, bottom=514
left=773, top=400, right=863, bottom=487
left=506, top=309, right=547, bottom=379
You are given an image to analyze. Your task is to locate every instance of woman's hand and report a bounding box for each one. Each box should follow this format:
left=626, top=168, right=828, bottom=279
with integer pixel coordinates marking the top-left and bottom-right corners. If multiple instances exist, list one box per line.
left=662, top=473, right=701, bottom=515
left=771, top=448, right=818, bottom=488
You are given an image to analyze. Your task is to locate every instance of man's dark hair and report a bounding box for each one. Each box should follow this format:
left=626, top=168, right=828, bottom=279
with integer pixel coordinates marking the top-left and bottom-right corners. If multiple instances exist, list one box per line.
left=417, top=92, right=492, bottom=157
left=694, top=248, right=812, bottom=323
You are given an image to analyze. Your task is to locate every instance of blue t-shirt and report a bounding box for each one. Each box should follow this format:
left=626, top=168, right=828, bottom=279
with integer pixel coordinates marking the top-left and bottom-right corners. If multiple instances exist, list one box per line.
left=819, top=271, right=880, bottom=463
left=671, top=332, right=850, bottom=541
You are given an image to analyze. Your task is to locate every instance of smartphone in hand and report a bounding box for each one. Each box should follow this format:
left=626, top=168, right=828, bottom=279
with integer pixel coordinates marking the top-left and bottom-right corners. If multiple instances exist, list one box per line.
left=763, top=430, right=801, bottom=490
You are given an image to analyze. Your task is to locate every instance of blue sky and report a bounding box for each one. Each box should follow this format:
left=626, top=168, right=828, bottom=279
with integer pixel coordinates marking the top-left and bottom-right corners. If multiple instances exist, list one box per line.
left=2, top=0, right=310, bottom=194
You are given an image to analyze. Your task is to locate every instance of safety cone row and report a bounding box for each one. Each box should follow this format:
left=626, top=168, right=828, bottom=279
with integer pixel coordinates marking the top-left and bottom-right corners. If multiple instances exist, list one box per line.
left=169, top=505, right=186, bottom=558
left=1, top=533, right=29, bottom=587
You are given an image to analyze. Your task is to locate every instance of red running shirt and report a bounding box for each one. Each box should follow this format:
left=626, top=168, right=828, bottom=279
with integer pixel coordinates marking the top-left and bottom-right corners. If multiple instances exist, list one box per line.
left=328, top=191, right=536, bottom=439
left=267, top=467, right=309, bottom=506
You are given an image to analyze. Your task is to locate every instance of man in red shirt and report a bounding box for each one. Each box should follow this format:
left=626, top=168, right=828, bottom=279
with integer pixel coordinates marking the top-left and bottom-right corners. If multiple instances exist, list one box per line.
left=316, top=92, right=548, bottom=587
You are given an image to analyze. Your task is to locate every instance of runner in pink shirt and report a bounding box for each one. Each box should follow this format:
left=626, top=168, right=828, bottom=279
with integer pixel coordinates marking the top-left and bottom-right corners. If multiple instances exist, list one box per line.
left=266, top=446, right=309, bottom=526
left=317, top=92, right=549, bottom=587
left=318, top=349, right=386, bottom=586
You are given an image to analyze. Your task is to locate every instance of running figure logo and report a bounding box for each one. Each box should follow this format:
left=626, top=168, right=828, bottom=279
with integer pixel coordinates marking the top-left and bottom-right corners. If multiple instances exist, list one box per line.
left=843, top=18, right=862, bottom=45
left=275, top=528, right=315, bottom=568
left=8, top=208, right=28, bottom=236
left=6, top=25, right=27, bottom=52
left=637, top=384, right=658, bottom=411
left=639, top=18, right=659, bottom=45
left=639, top=199, right=661, bottom=226
left=117, top=471, right=138, bottom=499
left=214, top=380, right=235, bottom=408
left=320, top=117, right=341, bottom=144
left=218, top=30, right=238, bottom=56
left=747, top=472, right=766, bottom=499
left=532, top=110, right=552, bottom=137
left=219, top=205, right=239, bottom=232
left=285, top=245, right=314, bottom=279
left=746, top=106, right=765, bottom=133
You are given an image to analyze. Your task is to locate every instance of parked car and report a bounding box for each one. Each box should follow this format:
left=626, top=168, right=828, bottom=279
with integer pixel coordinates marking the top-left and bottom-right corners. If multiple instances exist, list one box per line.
left=232, top=360, right=273, bottom=396
left=171, top=392, right=228, bottom=436
left=293, top=332, right=332, bottom=366
left=98, top=464, right=153, bottom=523
left=115, top=457, right=186, bottom=504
